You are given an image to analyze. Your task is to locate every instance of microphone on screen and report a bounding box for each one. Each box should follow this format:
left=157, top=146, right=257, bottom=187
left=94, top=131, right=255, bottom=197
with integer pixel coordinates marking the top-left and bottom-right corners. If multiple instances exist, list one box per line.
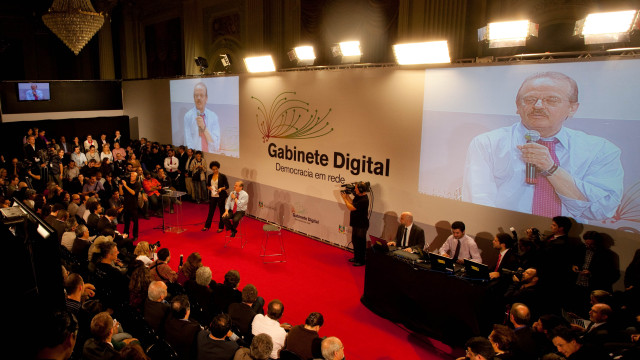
left=524, top=130, right=540, bottom=185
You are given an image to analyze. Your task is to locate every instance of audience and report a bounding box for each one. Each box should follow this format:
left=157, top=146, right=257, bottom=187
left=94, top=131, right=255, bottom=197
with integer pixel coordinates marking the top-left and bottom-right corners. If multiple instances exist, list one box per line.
left=15, top=130, right=638, bottom=360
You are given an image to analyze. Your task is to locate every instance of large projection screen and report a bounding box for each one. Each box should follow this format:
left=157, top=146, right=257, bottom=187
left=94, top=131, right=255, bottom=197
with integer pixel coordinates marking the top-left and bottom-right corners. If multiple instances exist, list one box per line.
left=419, top=59, right=640, bottom=233
left=170, top=77, right=240, bottom=157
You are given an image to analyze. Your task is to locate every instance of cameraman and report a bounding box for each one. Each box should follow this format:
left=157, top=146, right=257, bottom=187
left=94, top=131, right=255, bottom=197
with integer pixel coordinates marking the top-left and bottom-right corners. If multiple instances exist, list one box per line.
left=341, top=182, right=369, bottom=267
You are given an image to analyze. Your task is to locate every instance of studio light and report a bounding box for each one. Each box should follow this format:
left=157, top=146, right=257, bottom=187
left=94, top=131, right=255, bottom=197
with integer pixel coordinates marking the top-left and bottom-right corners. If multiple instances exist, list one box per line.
left=575, top=10, right=640, bottom=44
left=288, top=46, right=316, bottom=66
left=244, top=55, right=276, bottom=73
left=393, top=41, right=451, bottom=65
left=194, top=57, right=208, bottom=75
left=331, top=41, right=362, bottom=63
left=478, top=20, right=538, bottom=48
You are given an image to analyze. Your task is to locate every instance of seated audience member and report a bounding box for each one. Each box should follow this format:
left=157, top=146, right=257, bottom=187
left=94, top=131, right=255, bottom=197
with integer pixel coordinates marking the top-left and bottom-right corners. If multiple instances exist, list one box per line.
left=133, top=241, right=154, bottom=266
left=143, top=281, right=170, bottom=334
left=489, top=324, right=517, bottom=359
left=71, top=146, right=87, bottom=168
left=86, top=201, right=103, bottom=235
left=213, top=270, right=242, bottom=314
left=580, top=303, right=617, bottom=347
left=252, top=299, right=288, bottom=359
left=164, top=295, right=202, bottom=360
left=185, top=266, right=216, bottom=326
left=197, top=314, right=239, bottom=360
left=86, top=146, right=101, bottom=164
left=439, top=221, right=482, bottom=264
left=128, top=264, right=151, bottom=310
left=320, top=337, right=345, bottom=360
left=489, top=233, right=520, bottom=280
left=504, top=268, right=541, bottom=318
left=64, top=274, right=95, bottom=356
left=83, top=312, right=136, bottom=360
left=142, top=170, right=163, bottom=217
left=532, top=314, right=570, bottom=356
left=71, top=224, right=93, bottom=259
left=93, top=240, right=129, bottom=308
left=283, top=312, right=324, bottom=360
left=150, top=248, right=178, bottom=283
left=35, top=311, right=78, bottom=360
left=119, top=343, right=149, bottom=360
left=509, top=303, right=537, bottom=360
left=61, top=217, right=79, bottom=251
left=229, top=284, right=260, bottom=343
left=177, top=252, right=203, bottom=286
left=551, top=326, right=607, bottom=359
left=456, top=337, right=495, bottom=360
left=234, top=333, right=273, bottom=360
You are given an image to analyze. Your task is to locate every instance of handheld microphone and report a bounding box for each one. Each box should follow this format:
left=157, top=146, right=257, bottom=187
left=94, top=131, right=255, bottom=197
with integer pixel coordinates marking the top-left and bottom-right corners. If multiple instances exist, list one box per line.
left=179, top=254, right=184, bottom=267
left=524, top=130, right=540, bottom=184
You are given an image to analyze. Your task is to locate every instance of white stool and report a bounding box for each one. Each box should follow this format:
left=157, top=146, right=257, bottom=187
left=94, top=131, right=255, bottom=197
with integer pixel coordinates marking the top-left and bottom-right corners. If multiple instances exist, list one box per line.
left=261, top=222, right=286, bottom=263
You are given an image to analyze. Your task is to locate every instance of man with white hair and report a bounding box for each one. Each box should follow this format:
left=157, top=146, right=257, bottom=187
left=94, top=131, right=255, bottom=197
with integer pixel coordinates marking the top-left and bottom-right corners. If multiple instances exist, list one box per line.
left=144, top=281, right=169, bottom=334
left=321, top=337, right=345, bottom=360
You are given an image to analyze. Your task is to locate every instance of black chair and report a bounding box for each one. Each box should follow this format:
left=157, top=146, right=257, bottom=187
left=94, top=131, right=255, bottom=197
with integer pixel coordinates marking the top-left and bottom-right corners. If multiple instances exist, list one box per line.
left=117, top=305, right=160, bottom=348
left=146, top=338, right=179, bottom=360
left=279, top=349, right=304, bottom=360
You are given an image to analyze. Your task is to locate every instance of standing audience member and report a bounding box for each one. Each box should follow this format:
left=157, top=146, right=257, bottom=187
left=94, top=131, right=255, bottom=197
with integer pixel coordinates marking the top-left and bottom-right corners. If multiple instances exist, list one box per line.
left=120, top=170, right=141, bottom=240
left=202, top=161, right=229, bottom=232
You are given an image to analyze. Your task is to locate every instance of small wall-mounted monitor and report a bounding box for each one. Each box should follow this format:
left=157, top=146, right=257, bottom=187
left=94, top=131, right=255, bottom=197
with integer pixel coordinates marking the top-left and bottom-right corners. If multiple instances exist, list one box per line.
left=17, top=82, right=51, bottom=101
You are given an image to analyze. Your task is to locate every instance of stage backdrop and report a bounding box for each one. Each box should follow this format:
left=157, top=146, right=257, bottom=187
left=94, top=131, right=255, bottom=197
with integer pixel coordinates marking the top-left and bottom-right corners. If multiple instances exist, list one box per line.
left=123, top=62, right=640, bottom=278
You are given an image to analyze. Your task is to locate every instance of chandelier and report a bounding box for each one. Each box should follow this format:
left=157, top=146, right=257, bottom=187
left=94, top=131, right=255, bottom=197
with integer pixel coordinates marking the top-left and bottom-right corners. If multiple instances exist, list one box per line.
left=42, top=0, right=105, bottom=55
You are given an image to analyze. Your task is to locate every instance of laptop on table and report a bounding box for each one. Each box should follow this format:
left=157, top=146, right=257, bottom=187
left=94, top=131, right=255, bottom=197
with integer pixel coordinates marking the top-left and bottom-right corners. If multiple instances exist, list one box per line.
left=463, top=258, right=490, bottom=281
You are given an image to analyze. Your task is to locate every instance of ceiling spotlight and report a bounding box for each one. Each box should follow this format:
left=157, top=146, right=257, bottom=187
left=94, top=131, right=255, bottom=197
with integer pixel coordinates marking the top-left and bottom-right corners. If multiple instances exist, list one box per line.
left=194, top=57, right=208, bottom=75
left=478, top=20, right=538, bottom=48
left=288, top=46, right=316, bottom=66
left=331, top=41, right=362, bottom=63
left=393, top=41, right=451, bottom=65
left=575, top=10, right=640, bottom=44
left=244, top=55, right=276, bottom=73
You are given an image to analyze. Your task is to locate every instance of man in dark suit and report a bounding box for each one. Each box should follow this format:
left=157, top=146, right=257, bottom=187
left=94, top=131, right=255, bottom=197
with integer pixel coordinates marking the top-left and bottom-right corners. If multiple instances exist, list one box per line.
left=581, top=303, right=617, bottom=347
left=228, top=284, right=260, bottom=344
left=144, top=281, right=170, bottom=335
left=83, top=312, right=127, bottom=360
left=509, top=303, right=537, bottom=360
left=389, top=212, right=425, bottom=253
left=489, top=233, right=520, bottom=280
left=164, top=295, right=202, bottom=360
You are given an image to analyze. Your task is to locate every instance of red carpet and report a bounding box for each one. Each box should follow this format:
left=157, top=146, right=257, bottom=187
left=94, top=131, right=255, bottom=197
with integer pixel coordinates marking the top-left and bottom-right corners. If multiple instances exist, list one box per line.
left=121, top=202, right=461, bottom=360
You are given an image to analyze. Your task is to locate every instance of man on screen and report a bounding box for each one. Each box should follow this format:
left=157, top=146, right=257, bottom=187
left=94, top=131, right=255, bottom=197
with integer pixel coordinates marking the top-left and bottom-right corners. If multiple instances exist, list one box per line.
left=462, top=72, right=623, bottom=222
left=184, top=82, right=220, bottom=153
left=25, top=83, right=44, bottom=100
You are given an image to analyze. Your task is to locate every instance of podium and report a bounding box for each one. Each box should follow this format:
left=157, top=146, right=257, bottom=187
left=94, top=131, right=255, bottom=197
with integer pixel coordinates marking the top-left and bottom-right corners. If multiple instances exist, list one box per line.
left=161, top=189, right=187, bottom=233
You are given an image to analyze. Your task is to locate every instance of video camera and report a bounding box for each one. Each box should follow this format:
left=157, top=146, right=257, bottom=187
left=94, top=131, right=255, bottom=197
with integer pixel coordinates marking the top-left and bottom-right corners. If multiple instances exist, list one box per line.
left=501, top=268, right=524, bottom=280
left=149, top=241, right=161, bottom=251
left=340, top=181, right=371, bottom=195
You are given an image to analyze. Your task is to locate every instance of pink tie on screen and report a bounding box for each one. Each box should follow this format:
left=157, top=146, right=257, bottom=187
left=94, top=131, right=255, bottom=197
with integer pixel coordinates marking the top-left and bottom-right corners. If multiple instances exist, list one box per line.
left=532, top=139, right=561, bottom=217
left=199, top=113, right=208, bottom=151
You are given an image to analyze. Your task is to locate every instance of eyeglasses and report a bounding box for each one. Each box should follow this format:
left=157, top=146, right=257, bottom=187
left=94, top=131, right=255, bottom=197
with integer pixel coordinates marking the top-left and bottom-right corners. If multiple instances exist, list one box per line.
left=520, top=96, right=565, bottom=107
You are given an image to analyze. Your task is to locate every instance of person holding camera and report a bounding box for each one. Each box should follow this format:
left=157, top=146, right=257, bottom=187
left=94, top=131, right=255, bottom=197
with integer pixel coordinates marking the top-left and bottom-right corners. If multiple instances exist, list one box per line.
left=340, top=181, right=369, bottom=267
left=202, top=161, right=229, bottom=232
left=120, top=170, right=141, bottom=241
left=190, top=151, right=207, bottom=204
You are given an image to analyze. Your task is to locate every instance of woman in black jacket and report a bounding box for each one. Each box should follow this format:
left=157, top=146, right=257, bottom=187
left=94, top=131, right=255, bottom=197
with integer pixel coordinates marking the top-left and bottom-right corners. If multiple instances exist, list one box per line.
left=202, top=160, right=229, bottom=232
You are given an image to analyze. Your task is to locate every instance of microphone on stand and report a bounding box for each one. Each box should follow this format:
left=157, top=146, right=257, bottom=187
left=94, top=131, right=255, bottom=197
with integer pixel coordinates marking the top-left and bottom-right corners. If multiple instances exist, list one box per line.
left=524, top=130, right=540, bottom=185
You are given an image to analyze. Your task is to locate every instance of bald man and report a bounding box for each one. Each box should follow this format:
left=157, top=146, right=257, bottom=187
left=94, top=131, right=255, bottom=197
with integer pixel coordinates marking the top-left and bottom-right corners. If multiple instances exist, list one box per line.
left=389, top=212, right=425, bottom=253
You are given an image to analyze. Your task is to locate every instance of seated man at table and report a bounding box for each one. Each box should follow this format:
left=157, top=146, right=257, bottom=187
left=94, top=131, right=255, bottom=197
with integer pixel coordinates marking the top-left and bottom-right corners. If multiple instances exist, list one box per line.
left=439, top=221, right=482, bottom=264
left=388, top=212, right=425, bottom=253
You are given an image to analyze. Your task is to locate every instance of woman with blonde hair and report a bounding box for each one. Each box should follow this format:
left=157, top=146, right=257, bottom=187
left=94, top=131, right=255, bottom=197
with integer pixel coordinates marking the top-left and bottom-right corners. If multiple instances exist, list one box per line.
left=134, top=241, right=153, bottom=266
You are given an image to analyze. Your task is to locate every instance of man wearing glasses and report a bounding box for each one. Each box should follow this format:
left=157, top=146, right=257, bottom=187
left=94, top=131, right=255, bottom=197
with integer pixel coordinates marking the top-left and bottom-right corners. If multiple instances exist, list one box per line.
left=462, top=72, right=623, bottom=222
